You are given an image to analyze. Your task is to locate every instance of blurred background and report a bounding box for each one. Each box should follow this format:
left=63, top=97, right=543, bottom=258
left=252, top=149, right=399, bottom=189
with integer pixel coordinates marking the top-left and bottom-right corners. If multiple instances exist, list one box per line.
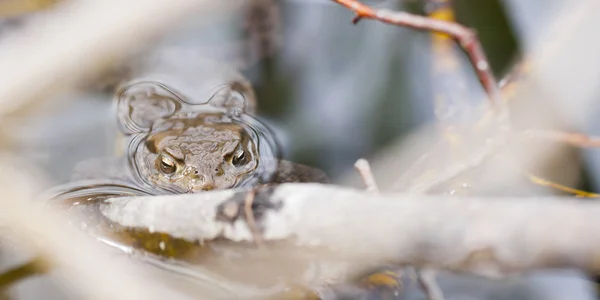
left=1, top=0, right=599, bottom=299
left=0, top=0, right=523, bottom=184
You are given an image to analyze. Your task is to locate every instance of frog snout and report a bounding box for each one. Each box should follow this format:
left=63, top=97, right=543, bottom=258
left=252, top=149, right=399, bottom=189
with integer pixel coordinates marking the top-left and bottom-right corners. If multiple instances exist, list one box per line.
left=196, top=180, right=215, bottom=191
left=185, top=171, right=215, bottom=192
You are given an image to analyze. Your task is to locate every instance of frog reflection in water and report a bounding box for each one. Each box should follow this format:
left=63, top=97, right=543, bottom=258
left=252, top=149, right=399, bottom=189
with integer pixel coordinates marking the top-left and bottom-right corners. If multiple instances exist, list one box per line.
left=106, top=79, right=328, bottom=194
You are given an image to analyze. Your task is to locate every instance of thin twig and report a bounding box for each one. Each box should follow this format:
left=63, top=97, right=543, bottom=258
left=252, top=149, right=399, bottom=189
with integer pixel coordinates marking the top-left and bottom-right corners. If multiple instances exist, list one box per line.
left=417, top=269, right=444, bottom=300
left=331, top=0, right=500, bottom=107
left=396, top=53, right=598, bottom=194
left=342, top=0, right=509, bottom=194
left=520, top=130, right=600, bottom=148
left=354, top=158, right=379, bottom=192
left=354, top=159, right=406, bottom=295
left=527, top=173, right=600, bottom=198
left=497, top=59, right=600, bottom=149
left=406, top=136, right=505, bottom=193
left=0, top=258, right=45, bottom=289
left=498, top=58, right=532, bottom=92
left=244, top=189, right=265, bottom=247
left=499, top=57, right=600, bottom=150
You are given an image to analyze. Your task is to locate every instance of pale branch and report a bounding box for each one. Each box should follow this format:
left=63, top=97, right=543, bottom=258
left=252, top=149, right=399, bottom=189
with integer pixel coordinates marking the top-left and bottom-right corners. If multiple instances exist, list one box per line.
left=404, top=133, right=508, bottom=193
left=0, top=259, right=44, bottom=289
left=382, top=1, right=600, bottom=194
left=519, top=129, right=600, bottom=148
left=0, top=0, right=236, bottom=297
left=0, top=0, right=236, bottom=119
left=417, top=269, right=444, bottom=300
left=526, top=172, right=600, bottom=198
left=354, top=158, right=379, bottom=192
left=507, top=0, right=600, bottom=130
left=100, top=183, right=600, bottom=280
left=0, top=162, right=198, bottom=300
left=356, top=158, right=444, bottom=299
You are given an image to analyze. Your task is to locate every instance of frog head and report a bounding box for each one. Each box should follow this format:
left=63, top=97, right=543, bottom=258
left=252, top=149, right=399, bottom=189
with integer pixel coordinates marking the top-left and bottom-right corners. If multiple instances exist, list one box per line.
left=116, top=81, right=279, bottom=193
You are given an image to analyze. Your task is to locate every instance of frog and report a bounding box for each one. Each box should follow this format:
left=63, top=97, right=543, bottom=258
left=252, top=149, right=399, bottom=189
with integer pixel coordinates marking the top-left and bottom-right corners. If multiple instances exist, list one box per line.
left=71, top=56, right=329, bottom=194
left=65, top=0, right=329, bottom=193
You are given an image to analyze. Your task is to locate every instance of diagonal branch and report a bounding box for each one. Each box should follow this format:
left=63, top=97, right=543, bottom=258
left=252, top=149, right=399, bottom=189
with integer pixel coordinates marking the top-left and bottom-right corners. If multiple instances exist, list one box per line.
left=331, top=0, right=501, bottom=108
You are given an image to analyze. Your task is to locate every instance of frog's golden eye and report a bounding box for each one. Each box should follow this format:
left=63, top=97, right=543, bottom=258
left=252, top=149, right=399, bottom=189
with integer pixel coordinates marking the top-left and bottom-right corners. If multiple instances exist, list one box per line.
left=157, top=155, right=177, bottom=174
left=231, top=149, right=248, bottom=167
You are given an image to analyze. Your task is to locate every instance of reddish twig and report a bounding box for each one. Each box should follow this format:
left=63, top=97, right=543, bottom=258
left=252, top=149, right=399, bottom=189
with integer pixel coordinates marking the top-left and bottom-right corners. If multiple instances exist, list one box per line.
left=331, top=0, right=500, bottom=107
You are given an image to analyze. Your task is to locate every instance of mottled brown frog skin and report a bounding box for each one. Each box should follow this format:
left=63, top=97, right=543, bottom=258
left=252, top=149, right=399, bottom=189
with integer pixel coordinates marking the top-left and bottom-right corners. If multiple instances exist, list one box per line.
left=114, top=79, right=329, bottom=194
left=136, top=113, right=260, bottom=193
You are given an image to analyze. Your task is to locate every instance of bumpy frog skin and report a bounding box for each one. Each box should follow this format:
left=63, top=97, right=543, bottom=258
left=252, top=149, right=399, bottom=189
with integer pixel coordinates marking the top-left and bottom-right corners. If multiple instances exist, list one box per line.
left=117, top=81, right=280, bottom=193
left=135, top=114, right=259, bottom=192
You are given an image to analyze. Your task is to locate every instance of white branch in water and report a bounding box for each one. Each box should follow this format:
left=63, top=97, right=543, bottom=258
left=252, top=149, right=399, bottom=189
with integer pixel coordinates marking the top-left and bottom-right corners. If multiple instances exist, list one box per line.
left=100, top=183, right=600, bottom=279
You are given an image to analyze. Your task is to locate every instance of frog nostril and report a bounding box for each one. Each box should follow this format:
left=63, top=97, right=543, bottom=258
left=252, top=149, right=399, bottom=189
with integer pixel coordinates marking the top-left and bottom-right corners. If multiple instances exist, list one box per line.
left=214, top=167, right=224, bottom=176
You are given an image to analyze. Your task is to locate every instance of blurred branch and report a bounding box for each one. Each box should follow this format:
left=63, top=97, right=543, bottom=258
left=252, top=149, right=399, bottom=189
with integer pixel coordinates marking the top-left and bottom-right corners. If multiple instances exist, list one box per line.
left=369, top=0, right=600, bottom=196
left=0, top=162, right=197, bottom=300
left=0, top=0, right=241, bottom=298
left=520, top=130, right=600, bottom=148
left=497, top=58, right=600, bottom=150
left=526, top=173, right=600, bottom=198
left=100, top=183, right=600, bottom=279
left=417, top=269, right=444, bottom=300
left=2, top=0, right=600, bottom=298
left=354, top=158, right=379, bottom=191
left=395, top=50, right=600, bottom=193
left=331, top=0, right=501, bottom=108
left=507, top=0, right=600, bottom=129
left=357, top=156, right=444, bottom=299
left=0, top=0, right=59, bottom=18
left=0, top=0, right=236, bottom=119
left=0, top=258, right=45, bottom=289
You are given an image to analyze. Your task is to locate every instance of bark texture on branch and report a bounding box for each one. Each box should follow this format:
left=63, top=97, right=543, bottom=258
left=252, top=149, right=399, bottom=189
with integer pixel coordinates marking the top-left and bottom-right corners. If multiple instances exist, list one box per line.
left=97, top=183, right=600, bottom=280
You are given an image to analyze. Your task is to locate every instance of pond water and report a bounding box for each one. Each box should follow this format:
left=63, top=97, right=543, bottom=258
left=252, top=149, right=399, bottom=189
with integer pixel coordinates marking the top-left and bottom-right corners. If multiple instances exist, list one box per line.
left=2, top=1, right=597, bottom=300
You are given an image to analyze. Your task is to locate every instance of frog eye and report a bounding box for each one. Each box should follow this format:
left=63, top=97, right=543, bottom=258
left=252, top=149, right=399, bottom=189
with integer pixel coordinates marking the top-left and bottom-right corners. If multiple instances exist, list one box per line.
left=231, top=149, right=248, bottom=167
left=157, top=155, right=177, bottom=175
